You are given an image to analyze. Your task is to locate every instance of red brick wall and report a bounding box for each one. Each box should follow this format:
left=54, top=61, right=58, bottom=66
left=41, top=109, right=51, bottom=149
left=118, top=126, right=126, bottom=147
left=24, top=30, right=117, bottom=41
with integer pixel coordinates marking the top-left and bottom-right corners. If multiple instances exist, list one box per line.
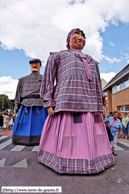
left=112, top=88, right=129, bottom=116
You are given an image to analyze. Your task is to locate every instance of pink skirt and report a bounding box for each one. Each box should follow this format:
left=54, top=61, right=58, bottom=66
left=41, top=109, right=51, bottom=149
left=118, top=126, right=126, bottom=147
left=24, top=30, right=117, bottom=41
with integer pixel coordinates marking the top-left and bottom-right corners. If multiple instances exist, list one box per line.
left=38, top=112, right=115, bottom=174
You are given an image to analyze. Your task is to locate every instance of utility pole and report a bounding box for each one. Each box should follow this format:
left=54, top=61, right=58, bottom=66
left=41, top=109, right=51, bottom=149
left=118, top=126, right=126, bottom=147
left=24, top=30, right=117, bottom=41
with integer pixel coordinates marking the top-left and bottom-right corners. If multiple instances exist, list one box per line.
left=2, top=95, right=4, bottom=111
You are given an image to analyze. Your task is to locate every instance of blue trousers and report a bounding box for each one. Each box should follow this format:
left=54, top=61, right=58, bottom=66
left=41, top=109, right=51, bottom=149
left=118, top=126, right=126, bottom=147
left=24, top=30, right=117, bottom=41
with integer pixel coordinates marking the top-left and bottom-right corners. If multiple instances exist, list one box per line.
left=122, top=126, right=128, bottom=136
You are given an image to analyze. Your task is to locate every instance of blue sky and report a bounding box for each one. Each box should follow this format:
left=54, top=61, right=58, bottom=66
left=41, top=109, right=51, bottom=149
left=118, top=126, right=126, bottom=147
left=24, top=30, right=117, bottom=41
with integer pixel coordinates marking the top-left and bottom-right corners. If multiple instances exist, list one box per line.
left=0, top=0, right=129, bottom=99
left=99, top=22, right=129, bottom=73
left=0, top=47, right=46, bottom=79
left=0, top=48, right=31, bottom=79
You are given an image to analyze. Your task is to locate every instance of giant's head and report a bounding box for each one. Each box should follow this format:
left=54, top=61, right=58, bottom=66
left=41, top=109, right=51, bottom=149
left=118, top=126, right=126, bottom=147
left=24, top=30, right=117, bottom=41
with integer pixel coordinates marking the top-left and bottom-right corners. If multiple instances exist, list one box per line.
left=29, top=58, right=41, bottom=73
left=66, top=28, right=86, bottom=50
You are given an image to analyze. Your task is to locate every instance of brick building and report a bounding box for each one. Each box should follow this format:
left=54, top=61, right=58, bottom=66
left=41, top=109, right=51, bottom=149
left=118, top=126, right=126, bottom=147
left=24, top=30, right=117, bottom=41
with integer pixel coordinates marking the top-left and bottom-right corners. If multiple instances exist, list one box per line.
left=103, top=64, right=129, bottom=117
left=101, top=78, right=107, bottom=89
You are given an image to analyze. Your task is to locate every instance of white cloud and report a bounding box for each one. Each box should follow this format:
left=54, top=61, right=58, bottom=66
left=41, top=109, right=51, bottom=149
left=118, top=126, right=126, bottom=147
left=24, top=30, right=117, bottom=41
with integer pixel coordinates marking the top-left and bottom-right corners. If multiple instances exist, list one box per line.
left=120, top=52, right=129, bottom=58
left=100, top=72, right=116, bottom=82
left=124, top=47, right=129, bottom=50
left=100, top=67, right=106, bottom=71
left=125, top=54, right=129, bottom=63
left=103, top=55, right=121, bottom=63
left=0, top=0, right=129, bottom=64
left=0, top=76, right=18, bottom=99
left=110, top=42, right=115, bottom=46
left=124, top=54, right=129, bottom=60
left=120, top=52, right=129, bottom=63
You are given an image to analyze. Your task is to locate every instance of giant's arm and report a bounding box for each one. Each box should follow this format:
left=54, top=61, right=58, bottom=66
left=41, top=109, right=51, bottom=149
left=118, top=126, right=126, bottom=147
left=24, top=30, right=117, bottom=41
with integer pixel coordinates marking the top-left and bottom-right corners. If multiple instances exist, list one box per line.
left=96, top=63, right=107, bottom=106
left=15, top=79, right=22, bottom=109
left=40, top=53, right=58, bottom=108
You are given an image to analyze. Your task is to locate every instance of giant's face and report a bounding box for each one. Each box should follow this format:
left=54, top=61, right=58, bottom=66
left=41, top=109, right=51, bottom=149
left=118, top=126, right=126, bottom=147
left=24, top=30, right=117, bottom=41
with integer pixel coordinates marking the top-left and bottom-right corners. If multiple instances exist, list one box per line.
left=69, top=30, right=85, bottom=50
left=31, top=62, right=41, bottom=72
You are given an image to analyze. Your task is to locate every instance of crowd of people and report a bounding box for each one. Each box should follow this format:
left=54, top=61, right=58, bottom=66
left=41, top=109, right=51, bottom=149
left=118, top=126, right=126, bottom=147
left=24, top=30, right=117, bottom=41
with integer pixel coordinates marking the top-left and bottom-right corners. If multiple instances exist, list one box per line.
left=0, top=110, right=16, bottom=130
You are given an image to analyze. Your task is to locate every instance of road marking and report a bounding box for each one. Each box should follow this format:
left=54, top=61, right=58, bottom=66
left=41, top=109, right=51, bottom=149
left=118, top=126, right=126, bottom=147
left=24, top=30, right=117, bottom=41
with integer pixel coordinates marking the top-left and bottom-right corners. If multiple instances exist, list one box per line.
left=0, top=136, right=8, bottom=140
left=0, top=139, right=12, bottom=150
left=115, top=145, right=124, bottom=150
left=32, top=146, right=39, bottom=151
left=0, top=158, right=6, bottom=167
left=117, top=139, right=129, bottom=147
left=11, top=145, right=25, bottom=151
left=12, top=159, right=27, bottom=167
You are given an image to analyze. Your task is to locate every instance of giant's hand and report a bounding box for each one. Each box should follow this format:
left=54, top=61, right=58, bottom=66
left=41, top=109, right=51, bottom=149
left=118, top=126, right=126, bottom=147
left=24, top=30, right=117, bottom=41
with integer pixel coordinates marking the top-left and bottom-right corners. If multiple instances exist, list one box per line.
left=103, top=96, right=107, bottom=106
left=47, top=106, right=54, bottom=115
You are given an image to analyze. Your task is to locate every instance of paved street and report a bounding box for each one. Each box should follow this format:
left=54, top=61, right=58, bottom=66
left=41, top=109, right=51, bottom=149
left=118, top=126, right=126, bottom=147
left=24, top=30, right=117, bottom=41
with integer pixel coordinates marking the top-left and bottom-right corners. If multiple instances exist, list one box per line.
left=0, top=134, right=129, bottom=194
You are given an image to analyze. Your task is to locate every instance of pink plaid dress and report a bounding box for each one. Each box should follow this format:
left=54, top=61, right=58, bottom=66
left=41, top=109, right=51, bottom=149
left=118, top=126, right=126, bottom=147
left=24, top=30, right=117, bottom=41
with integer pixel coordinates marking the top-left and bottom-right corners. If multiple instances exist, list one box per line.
left=38, top=50, right=115, bottom=174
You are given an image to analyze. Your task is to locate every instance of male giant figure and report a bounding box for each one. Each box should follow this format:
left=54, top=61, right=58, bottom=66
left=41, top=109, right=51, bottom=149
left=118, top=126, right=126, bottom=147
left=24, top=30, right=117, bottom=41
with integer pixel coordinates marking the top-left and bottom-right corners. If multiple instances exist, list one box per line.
left=12, top=59, right=48, bottom=146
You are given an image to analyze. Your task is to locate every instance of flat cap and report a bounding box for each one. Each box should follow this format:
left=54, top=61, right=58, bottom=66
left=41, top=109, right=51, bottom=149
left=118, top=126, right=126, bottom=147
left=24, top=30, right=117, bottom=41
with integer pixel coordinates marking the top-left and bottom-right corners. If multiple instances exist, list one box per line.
left=29, top=58, right=41, bottom=65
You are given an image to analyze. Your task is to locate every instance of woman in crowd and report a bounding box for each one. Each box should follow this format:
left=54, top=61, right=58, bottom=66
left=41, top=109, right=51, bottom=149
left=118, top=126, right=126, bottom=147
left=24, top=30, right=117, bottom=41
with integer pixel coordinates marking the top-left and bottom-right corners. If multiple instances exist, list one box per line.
left=3, top=111, right=10, bottom=129
left=105, top=111, right=122, bottom=156
left=122, top=113, right=129, bottom=139
left=118, top=110, right=122, bottom=138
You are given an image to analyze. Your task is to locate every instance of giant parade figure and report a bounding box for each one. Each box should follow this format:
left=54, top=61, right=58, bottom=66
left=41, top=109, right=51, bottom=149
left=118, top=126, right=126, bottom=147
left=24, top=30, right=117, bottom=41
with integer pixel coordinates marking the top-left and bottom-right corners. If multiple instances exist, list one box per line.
left=38, top=29, right=115, bottom=174
left=12, top=59, right=48, bottom=146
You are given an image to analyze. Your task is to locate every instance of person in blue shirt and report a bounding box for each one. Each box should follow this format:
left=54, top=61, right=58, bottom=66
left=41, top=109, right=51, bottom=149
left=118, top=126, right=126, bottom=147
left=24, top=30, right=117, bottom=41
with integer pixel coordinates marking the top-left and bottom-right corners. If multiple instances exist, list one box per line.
left=105, top=111, right=122, bottom=156
left=127, top=120, right=129, bottom=133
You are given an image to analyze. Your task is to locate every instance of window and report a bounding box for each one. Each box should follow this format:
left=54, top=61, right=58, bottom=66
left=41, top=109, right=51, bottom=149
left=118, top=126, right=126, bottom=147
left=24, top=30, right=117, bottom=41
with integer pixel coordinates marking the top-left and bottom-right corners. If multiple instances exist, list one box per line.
left=121, top=82, right=124, bottom=90
left=112, top=77, right=129, bottom=94
left=112, top=85, right=117, bottom=94
left=117, top=105, right=129, bottom=112
left=125, top=105, right=129, bottom=111
left=125, top=79, right=129, bottom=89
left=117, top=84, right=121, bottom=92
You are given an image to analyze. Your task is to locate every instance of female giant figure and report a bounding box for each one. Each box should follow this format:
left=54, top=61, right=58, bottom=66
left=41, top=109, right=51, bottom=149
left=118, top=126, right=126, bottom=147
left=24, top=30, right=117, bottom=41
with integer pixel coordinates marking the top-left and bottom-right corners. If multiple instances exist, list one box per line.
left=38, top=28, right=115, bottom=174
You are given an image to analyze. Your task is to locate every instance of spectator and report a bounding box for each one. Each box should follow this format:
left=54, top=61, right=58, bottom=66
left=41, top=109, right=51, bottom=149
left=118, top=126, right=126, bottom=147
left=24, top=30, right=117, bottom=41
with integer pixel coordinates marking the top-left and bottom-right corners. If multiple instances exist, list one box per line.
left=0, top=112, right=4, bottom=129
left=127, top=120, right=129, bottom=136
left=15, top=109, right=18, bottom=118
left=105, top=111, right=122, bottom=156
left=109, top=112, right=113, bottom=117
left=118, top=110, right=122, bottom=138
left=8, top=112, right=14, bottom=130
left=122, top=113, right=129, bottom=139
left=118, top=110, right=122, bottom=121
left=3, top=111, right=10, bottom=129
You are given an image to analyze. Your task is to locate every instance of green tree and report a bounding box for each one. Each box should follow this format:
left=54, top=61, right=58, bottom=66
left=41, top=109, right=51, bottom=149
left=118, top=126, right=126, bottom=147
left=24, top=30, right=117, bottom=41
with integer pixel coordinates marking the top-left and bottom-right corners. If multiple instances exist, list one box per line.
left=0, top=94, right=14, bottom=111
left=10, top=99, right=15, bottom=110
